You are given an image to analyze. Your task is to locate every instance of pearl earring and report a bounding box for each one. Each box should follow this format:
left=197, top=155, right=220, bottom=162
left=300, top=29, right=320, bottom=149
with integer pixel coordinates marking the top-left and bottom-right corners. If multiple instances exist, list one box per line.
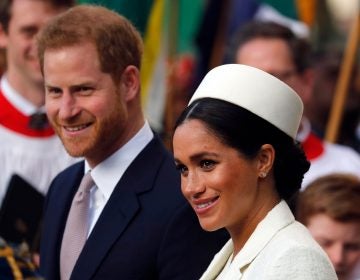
left=259, top=172, right=267, bottom=178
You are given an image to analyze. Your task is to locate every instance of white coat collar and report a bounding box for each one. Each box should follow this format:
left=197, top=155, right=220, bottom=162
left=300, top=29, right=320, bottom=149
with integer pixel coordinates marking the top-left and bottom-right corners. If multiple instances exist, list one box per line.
left=200, top=200, right=294, bottom=279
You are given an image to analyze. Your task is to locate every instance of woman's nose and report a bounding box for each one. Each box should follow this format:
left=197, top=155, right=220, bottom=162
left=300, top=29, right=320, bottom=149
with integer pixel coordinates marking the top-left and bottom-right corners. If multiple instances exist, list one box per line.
left=181, top=173, right=206, bottom=197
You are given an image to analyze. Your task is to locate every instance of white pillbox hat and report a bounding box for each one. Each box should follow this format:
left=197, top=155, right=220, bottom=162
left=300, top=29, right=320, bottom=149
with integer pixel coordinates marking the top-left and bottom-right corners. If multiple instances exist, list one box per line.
left=189, top=64, right=303, bottom=139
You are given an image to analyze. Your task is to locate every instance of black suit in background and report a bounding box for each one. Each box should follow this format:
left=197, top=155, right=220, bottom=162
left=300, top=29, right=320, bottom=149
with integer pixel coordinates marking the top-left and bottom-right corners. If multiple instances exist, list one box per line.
left=40, top=136, right=228, bottom=279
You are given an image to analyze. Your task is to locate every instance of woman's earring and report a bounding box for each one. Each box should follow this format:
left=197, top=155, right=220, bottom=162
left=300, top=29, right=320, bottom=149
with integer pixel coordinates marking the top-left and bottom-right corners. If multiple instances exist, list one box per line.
left=259, top=171, right=267, bottom=178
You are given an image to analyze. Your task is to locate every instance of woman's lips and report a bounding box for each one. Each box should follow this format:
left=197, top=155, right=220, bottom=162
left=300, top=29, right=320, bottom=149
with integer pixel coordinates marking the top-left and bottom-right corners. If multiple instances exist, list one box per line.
left=192, top=196, right=220, bottom=214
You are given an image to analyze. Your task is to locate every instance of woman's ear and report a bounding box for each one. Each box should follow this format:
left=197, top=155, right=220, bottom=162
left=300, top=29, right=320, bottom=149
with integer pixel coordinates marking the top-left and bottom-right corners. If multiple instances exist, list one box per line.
left=119, top=65, right=140, bottom=102
left=257, top=144, right=275, bottom=179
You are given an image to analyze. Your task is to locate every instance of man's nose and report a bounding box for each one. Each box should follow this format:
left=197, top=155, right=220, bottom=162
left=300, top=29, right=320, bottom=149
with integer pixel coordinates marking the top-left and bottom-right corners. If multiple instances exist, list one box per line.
left=58, top=93, right=80, bottom=120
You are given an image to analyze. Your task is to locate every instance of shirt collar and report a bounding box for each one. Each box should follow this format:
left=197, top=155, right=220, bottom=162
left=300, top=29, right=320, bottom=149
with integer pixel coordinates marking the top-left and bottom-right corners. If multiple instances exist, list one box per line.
left=84, top=122, right=153, bottom=200
left=0, top=75, right=45, bottom=115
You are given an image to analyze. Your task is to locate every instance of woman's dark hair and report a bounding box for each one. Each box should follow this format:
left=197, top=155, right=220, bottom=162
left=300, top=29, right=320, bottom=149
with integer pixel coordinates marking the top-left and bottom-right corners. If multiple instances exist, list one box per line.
left=175, top=98, right=310, bottom=201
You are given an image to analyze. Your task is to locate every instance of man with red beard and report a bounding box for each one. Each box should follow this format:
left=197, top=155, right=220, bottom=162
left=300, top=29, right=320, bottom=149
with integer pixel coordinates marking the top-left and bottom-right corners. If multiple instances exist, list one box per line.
left=37, top=5, right=228, bottom=280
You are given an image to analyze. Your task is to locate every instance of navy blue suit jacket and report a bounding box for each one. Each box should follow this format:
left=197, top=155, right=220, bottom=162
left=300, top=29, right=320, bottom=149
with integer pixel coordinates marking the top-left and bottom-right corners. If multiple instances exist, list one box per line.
left=40, top=136, right=228, bottom=279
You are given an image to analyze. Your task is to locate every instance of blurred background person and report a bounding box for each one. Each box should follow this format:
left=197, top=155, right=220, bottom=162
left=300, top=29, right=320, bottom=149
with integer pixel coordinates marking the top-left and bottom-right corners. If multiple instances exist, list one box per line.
left=0, top=0, right=76, bottom=262
left=297, top=173, right=360, bottom=280
left=228, top=20, right=360, bottom=189
left=308, top=49, right=360, bottom=152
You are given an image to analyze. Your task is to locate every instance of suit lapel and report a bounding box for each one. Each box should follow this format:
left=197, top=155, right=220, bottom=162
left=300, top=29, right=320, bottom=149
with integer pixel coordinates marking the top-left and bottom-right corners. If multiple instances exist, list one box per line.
left=42, top=162, right=84, bottom=279
left=70, top=137, right=167, bottom=279
left=71, top=188, right=140, bottom=279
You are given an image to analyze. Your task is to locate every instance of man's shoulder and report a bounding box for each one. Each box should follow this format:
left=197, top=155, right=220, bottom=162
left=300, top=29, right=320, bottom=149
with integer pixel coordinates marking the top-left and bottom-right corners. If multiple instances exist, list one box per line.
left=50, top=160, right=84, bottom=185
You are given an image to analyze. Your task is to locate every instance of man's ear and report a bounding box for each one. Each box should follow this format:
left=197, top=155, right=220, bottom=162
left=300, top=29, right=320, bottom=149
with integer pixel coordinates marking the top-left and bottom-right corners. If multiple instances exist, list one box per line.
left=257, top=144, right=275, bottom=178
left=120, top=65, right=140, bottom=102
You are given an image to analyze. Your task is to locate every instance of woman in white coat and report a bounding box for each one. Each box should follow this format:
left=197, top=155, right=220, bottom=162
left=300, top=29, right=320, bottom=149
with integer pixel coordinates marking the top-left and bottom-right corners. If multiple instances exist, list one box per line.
left=172, top=64, right=337, bottom=279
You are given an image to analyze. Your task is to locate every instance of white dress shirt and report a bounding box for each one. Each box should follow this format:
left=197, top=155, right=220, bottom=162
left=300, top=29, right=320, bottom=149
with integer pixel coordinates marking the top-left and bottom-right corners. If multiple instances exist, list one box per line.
left=84, top=122, right=154, bottom=235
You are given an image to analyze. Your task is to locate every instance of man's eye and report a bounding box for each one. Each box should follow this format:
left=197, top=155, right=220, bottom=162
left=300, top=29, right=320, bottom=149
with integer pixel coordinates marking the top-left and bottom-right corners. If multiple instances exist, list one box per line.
left=47, top=88, right=62, bottom=94
left=317, top=239, right=332, bottom=248
left=76, top=87, right=93, bottom=95
left=344, top=243, right=360, bottom=252
left=21, top=27, right=38, bottom=38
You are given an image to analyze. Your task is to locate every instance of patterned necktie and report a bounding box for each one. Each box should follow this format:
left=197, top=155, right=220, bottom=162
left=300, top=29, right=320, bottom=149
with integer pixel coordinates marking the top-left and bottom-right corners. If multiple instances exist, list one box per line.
left=60, top=172, right=94, bottom=280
